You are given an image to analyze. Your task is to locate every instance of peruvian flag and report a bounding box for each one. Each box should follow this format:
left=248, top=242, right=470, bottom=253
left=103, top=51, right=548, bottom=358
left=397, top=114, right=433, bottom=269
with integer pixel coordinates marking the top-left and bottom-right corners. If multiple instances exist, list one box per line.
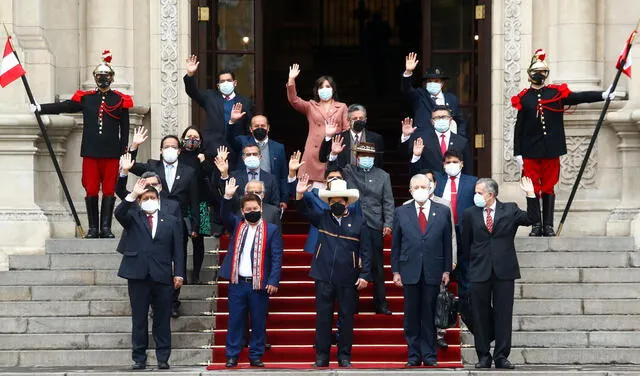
left=616, top=30, right=636, bottom=78
left=0, top=37, right=26, bottom=88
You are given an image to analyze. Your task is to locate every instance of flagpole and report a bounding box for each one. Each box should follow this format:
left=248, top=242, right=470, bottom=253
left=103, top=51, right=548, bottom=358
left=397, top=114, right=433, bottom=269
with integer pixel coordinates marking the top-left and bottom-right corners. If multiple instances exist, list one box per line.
left=3, top=25, right=85, bottom=237
left=556, top=24, right=638, bottom=236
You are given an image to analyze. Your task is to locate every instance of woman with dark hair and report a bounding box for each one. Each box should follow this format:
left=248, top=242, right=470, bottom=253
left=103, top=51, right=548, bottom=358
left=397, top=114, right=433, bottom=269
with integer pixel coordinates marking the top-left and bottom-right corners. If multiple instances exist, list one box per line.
left=286, top=64, right=349, bottom=186
left=179, top=126, right=214, bottom=284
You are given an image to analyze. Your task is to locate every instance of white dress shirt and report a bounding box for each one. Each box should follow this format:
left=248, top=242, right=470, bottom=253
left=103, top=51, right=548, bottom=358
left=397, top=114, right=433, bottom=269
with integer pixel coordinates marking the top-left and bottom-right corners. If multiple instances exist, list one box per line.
left=482, top=200, right=497, bottom=227
left=238, top=221, right=261, bottom=277
left=436, top=129, right=451, bottom=151
left=443, top=173, right=460, bottom=202
left=222, top=92, right=237, bottom=100
left=414, top=199, right=432, bottom=219
left=164, top=161, right=177, bottom=192
left=431, top=91, right=445, bottom=105
left=147, top=210, right=158, bottom=238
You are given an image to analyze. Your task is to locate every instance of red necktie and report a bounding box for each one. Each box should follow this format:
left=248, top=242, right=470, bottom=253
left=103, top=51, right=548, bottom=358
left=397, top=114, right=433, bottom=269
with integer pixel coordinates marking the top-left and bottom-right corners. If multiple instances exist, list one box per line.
left=485, top=208, right=493, bottom=233
left=450, top=176, right=458, bottom=224
left=440, top=134, right=447, bottom=155
left=225, top=95, right=231, bottom=100
left=418, top=207, right=428, bottom=234
left=147, top=214, right=154, bottom=232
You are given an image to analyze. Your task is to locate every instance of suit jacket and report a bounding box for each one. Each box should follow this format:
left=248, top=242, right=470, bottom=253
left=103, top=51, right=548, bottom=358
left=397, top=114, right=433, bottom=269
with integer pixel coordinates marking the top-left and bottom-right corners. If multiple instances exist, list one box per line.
left=115, top=175, right=182, bottom=254
left=218, top=168, right=280, bottom=207
left=227, top=193, right=282, bottom=229
left=400, top=75, right=467, bottom=137
left=318, top=129, right=385, bottom=168
left=340, top=164, right=394, bottom=231
left=183, top=74, right=253, bottom=156
left=402, top=197, right=457, bottom=265
left=460, top=198, right=540, bottom=282
left=228, top=135, right=288, bottom=204
left=130, top=159, right=200, bottom=231
left=218, top=198, right=283, bottom=288
left=391, top=200, right=452, bottom=285
left=115, top=200, right=185, bottom=284
left=406, top=130, right=473, bottom=176
left=434, top=172, right=478, bottom=236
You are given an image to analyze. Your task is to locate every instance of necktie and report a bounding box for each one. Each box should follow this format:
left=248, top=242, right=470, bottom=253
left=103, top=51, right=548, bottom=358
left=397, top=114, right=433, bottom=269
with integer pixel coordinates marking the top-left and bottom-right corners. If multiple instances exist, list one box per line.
left=431, top=96, right=438, bottom=104
left=147, top=215, right=154, bottom=234
left=418, top=207, right=428, bottom=234
left=440, top=134, right=447, bottom=155
left=249, top=171, right=257, bottom=181
left=486, top=208, right=493, bottom=233
left=166, top=165, right=175, bottom=191
left=450, top=176, right=458, bottom=224
left=354, top=134, right=360, bottom=146
left=225, top=95, right=231, bottom=101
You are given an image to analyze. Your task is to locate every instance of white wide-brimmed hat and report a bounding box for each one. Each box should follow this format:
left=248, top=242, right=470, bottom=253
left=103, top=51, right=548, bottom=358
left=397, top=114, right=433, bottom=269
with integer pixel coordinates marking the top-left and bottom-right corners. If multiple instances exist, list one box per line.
left=318, top=179, right=360, bottom=205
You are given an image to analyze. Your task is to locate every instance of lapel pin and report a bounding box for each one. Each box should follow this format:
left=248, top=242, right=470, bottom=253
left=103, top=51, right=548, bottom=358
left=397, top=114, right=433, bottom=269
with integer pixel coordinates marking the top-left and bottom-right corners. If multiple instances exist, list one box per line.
left=348, top=223, right=352, bottom=227
left=432, top=212, right=436, bottom=216
left=160, top=218, right=164, bottom=222
left=176, top=176, right=181, bottom=180
left=369, top=179, right=372, bottom=183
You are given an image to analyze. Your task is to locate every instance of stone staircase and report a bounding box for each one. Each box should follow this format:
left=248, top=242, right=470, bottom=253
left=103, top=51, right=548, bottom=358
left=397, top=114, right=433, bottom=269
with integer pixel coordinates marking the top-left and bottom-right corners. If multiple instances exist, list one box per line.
left=0, top=236, right=638, bottom=368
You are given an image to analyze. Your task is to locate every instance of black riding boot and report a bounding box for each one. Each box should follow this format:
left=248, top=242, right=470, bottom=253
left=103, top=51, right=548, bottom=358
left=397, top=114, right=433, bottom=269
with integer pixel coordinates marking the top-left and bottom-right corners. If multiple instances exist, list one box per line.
left=528, top=197, right=542, bottom=236
left=85, top=196, right=100, bottom=238
left=542, top=193, right=556, bottom=237
left=99, top=195, right=116, bottom=238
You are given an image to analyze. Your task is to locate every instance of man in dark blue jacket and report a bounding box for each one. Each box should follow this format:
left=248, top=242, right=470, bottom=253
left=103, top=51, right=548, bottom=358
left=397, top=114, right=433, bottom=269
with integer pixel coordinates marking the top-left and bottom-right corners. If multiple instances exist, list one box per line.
left=115, top=179, right=184, bottom=370
left=296, top=174, right=371, bottom=368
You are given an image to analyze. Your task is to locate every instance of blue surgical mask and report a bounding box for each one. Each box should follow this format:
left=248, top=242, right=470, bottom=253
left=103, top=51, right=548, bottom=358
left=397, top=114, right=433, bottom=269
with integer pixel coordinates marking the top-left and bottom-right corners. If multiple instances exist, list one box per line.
left=434, top=118, right=450, bottom=133
left=219, top=81, right=235, bottom=96
left=244, top=155, right=260, bottom=170
left=474, top=193, right=486, bottom=208
left=358, top=156, right=374, bottom=170
left=426, top=82, right=442, bottom=96
left=318, top=87, right=333, bottom=101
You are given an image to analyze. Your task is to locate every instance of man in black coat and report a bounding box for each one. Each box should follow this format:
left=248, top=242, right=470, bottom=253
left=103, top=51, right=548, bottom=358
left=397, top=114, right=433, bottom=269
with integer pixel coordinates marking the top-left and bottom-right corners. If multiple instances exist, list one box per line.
left=115, top=179, right=184, bottom=370
left=460, top=177, right=539, bottom=370
left=318, top=104, right=385, bottom=168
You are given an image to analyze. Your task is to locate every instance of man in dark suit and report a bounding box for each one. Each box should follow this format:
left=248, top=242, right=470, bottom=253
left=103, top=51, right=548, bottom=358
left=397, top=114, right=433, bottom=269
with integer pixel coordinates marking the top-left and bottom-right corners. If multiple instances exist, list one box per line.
left=227, top=115, right=288, bottom=210
left=115, top=179, right=184, bottom=370
left=461, top=177, right=538, bottom=369
left=220, top=178, right=283, bottom=368
left=241, top=180, right=281, bottom=228
left=183, top=55, right=253, bottom=159
left=128, top=134, right=200, bottom=316
left=391, top=173, right=452, bottom=367
left=319, top=104, right=385, bottom=168
left=401, top=53, right=467, bottom=137
left=402, top=106, right=473, bottom=176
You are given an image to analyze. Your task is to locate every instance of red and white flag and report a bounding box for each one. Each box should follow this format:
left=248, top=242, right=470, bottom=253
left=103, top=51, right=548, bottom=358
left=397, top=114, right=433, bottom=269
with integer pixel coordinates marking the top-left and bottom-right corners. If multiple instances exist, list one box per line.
left=616, top=30, right=636, bottom=78
left=0, top=37, right=26, bottom=88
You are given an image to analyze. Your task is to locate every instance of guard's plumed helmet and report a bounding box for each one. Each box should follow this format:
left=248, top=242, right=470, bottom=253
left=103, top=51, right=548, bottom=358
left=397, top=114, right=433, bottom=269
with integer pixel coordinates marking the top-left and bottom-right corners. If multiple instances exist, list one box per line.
left=93, top=50, right=115, bottom=77
left=527, top=48, right=549, bottom=73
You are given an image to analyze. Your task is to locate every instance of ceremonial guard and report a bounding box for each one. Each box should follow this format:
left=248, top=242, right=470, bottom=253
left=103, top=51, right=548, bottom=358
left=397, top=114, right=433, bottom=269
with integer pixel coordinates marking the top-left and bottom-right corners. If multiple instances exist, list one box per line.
left=511, top=49, right=613, bottom=237
left=38, top=50, right=133, bottom=238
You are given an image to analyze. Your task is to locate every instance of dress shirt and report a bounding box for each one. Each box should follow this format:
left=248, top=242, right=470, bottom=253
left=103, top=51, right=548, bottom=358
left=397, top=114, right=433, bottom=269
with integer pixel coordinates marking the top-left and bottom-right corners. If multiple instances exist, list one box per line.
left=238, top=220, right=260, bottom=277
left=246, top=168, right=260, bottom=181
left=147, top=211, right=158, bottom=238
left=222, top=92, right=237, bottom=100
left=164, top=161, right=177, bottom=192
left=482, top=200, right=497, bottom=227
left=443, top=173, right=460, bottom=202
left=350, top=129, right=365, bottom=144
left=436, top=129, right=451, bottom=151
left=414, top=199, right=432, bottom=219
left=431, top=91, right=445, bottom=105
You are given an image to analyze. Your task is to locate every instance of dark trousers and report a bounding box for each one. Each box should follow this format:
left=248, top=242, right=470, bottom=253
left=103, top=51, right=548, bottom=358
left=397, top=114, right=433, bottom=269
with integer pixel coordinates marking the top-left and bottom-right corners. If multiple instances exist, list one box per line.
left=363, top=226, right=386, bottom=309
left=127, top=278, right=173, bottom=364
left=403, top=273, right=439, bottom=363
left=226, top=280, right=269, bottom=360
left=315, top=280, right=357, bottom=362
left=191, top=235, right=205, bottom=279
left=173, top=221, right=190, bottom=309
left=471, top=273, right=515, bottom=362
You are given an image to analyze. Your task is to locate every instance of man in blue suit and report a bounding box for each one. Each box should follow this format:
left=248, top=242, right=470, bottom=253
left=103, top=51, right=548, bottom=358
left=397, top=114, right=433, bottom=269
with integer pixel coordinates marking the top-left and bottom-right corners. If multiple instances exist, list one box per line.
left=219, top=178, right=283, bottom=368
left=115, top=179, right=185, bottom=370
left=227, top=115, right=289, bottom=210
left=401, top=52, right=467, bottom=137
left=391, top=173, right=452, bottom=367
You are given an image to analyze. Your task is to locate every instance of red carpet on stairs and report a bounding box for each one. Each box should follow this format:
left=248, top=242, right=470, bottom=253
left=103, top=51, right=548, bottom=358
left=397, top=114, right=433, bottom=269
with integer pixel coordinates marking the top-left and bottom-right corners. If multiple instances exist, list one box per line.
left=206, top=234, right=463, bottom=369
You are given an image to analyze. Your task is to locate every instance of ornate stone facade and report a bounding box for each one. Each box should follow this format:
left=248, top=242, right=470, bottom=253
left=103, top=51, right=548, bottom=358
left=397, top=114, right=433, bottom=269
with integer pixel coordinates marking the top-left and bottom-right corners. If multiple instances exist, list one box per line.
left=159, top=0, right=179, bottom=137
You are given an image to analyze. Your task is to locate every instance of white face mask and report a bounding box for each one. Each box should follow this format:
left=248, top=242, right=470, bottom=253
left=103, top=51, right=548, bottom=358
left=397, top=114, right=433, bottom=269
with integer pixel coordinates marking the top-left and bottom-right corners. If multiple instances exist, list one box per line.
left=411, top=182, right=434, bottom=203
left=317, top=87, right=333, bottom=101
left=162, top=147, right=179, bottom=163
left=444, top=163, right=462, bottom=177
left=219, top=81, right=235, bottom=96
left=140, top=199, right=159, bottom=214
left=244, top=155, right=260, bottom=170
left=426, top=82, right=442, bottom=96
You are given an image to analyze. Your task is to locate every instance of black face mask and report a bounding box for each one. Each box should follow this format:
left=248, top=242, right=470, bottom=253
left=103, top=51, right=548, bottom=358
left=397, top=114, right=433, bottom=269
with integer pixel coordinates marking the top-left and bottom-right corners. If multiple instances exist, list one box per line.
left=253, top=127, right=268, bottom=141
left=244, top=210, right=262, bottom=223
left=182, top=138, right=201, bottom=151
left=330, top=202, right=346, bottom=217
left=95, top=75, right=111, bottom=89
left=530, top=72, right=546, bottom=85
left=352, top=120, right=366, bottom=133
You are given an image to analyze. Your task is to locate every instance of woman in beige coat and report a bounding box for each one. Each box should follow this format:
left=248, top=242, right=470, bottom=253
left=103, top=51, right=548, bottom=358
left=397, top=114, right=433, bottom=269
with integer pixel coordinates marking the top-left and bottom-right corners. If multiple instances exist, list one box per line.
left=286, top=64, right=349, bottom=185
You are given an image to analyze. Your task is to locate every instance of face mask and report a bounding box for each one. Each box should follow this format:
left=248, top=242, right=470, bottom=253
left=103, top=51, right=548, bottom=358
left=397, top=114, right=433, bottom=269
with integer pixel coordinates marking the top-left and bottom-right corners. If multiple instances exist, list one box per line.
left=444, top=163, right=462, bottom=177
left=244, top=210, right=262, bottom=223
left=474, top=193, right=486, bottom=208
left=318, top=87, right=333, bottom=101
left=434, top=118, right=450, bottom=133
left=529, top=72, right=546, bottom=85
left=219, top=81, right=235, bottom=96
left=244, top=155, right=260, bottom=170
left=95, top=74, right=111, bottom=89
left=182, top=138, right=201, bottom=151
left=411, top=188, right=429, bottom=203
left=330, top=202, right=346, bottom=217
left=162, top=147, right=179, bottom=163
left=252, top=127, right=268, bottom=141
left=140, top=199, right=159, bottom=214
left=358, top=156, right=374, bottom=170
left=352, top=120, right=366, bottom=133
left=426, top=82, right=442, bottom=96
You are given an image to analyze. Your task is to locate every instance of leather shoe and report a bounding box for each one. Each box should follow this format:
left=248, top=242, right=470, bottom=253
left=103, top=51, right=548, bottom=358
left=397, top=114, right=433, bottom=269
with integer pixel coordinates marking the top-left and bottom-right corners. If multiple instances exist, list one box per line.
left=338, top=359, right=352, bottom=368
left=423, top=360, right=438, bottom=367
left=405, top=359, right=421, bottom=367
left=225, top=357, right=238, bottom=367
left=495, top=359, right=515, bottom=369
left=131, top=362, right=146, bottom=370
left=436, top=337, right=449, bottom=348
left=249, top=358, right=265, bottom=367
left=171, top=307, right=180, bottom=318
left=265, top=343, right=272, bottom=350
left=313, top=359, right=329, bottom=368
left=157, top=361, right=170, bottom=369
left=375, top=306, right=393, bottom=315
left=475, top=357, right=492, bottom=369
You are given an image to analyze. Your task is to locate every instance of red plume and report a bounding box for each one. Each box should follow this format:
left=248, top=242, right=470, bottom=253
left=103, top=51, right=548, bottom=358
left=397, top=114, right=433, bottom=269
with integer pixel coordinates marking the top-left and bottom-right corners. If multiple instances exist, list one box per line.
left=534, top=48, right=546, bottom=61
left=102, top=50, right=113, bottom=64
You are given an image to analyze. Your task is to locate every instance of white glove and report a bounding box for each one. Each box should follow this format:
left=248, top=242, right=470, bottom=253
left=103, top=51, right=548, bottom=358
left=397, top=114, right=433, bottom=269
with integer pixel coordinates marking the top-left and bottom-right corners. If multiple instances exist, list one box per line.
left=602, top=84, right=615, bottom=101
left=515, top=155, right=524, bottom=170
left=29, top=103, right=41, bottom=113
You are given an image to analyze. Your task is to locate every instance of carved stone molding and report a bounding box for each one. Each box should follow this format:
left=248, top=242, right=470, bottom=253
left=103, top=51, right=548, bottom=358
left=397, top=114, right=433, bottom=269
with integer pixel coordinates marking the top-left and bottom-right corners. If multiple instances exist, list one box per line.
left=558, top=136, right=598, bottom=191
left=502, top=0, right=522, bottom=182
left=160, top=0, right=179, bottom=137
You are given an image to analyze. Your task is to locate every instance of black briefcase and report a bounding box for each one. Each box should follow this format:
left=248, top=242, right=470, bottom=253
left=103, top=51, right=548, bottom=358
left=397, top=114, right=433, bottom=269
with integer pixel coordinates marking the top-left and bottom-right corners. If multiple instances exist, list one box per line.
left=435, top=284, right=459, bottom=329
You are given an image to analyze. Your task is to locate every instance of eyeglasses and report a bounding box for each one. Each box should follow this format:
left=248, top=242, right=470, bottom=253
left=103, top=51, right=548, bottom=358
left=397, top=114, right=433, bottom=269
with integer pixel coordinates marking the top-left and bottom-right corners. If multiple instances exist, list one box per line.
left=432, top=116, right=451, bottom=121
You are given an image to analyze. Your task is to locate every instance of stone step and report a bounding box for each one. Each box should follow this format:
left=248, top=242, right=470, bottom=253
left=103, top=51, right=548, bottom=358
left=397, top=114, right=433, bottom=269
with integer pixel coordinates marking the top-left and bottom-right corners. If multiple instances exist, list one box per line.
left=0, top=300, right=211, bottom=317
left=461, top=331, right=640, bottom=348
left=44, top=238, right=219, bottom=254
left=517, top=252, right=632, bottom=268
left=515, top=236, right=634, bottom=252
left=461, top=347, right=640, bottom=365
left=519, top=283, right=640, bottom=299
left=0, top=316, right=212, bottom=334
left=0, top=285, right=213, bottom=301
left=0, top=332, right=212, bottom=350
left=515, top=315, right=640, bottom=331
left=0, top=269, right=216, bottom=286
